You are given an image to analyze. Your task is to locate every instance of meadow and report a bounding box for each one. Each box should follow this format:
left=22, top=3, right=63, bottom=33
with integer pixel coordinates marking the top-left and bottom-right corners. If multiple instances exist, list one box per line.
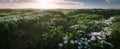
left=0, top=9, right=120, bottom=49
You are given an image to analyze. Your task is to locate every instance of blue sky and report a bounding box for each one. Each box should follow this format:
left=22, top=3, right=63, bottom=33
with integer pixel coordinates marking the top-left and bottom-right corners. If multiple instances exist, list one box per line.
left=0, top=0, right=120, bottom=9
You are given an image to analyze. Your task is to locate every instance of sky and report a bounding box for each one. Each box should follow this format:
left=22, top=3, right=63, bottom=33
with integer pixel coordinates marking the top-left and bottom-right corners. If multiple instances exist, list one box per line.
left=0, top=0, right=120, bottom=9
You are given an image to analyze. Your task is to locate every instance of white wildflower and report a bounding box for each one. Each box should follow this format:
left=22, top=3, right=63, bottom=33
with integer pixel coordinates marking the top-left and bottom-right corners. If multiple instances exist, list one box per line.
left=77, top=30, right=83, bottom=33
left=74, top=40, right=78, bottom=44
left=63, top=37, right=67, bottom=41
left=102, top=17, right=115, bottom=25
left=84, top=38, right=87, bottom=41
left=58, top=43, right=63, bottom=47
left=101, top=32, right=106, bottom=39
left=78, top=46, right=81, bottom=49
left=106, top=31, right=112, bottom=35
left=78, top=42, right=81, bottom=45
left=48, top=26, right=54, bottom=28
left=70, top=40, right=74, bottom=44
left=0, top=18, right=3, bottom=22
left=97, top=36, right=102, bottom=40
left=104, top=27, right=109, bottom=31
left=69, top=25, right=78, bottom=29
left=88, top=40, right=91, bottom=42
left=95, top=21, right=99, bottom=24
left=81, top=38, right=84, bottom=40
left=63, top=40, right=68, bottom=44
left=24, top=16, right=29, bottom=18
left=100, top=40, right=105, bottom=44
left=91, top=32, right=101, bottom=36
left=90, top=35, right=96, bottom=41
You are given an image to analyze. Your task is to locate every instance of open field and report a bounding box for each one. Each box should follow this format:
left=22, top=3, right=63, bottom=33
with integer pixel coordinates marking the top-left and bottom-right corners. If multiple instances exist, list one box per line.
left=0, top=9, right=120, bottom=49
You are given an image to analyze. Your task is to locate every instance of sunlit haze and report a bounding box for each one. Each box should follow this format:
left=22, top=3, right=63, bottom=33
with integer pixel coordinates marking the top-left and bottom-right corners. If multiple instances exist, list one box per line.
left=0, top=0, right=120, bottom=9
left=35, top=0, right=56, bottom=9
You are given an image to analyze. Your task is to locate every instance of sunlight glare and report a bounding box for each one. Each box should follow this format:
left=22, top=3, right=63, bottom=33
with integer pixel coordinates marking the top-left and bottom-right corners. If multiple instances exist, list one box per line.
left=36, top=0, right=56, bottom=9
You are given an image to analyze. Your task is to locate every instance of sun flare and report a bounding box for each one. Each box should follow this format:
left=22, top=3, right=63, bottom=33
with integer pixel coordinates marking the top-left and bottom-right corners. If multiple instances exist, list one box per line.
left=36, top=0, right=56, bottom=9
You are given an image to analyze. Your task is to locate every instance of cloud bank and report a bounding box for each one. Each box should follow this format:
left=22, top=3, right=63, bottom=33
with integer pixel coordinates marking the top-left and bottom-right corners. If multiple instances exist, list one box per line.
left=53, top=0, right=84, bottom=5
left=105, top=0, right=120, bottom=3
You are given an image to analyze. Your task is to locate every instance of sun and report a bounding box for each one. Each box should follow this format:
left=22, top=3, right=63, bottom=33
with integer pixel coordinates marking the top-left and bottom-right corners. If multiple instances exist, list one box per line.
left=36, top=0, right=56, bottom=9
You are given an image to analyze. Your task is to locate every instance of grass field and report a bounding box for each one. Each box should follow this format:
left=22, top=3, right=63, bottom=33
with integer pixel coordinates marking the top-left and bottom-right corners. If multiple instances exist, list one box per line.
left=0, top=9, right=120, bottom=49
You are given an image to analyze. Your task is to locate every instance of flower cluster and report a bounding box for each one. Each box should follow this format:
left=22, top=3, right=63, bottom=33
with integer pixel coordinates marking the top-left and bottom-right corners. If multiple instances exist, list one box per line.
left=58, top=17, right=115, bottom=49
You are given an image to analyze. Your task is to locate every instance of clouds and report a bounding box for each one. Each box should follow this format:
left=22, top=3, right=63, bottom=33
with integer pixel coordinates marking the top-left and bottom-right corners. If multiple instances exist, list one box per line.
left=53, top=0, right=84, bottom=5
left=0, top=0, right=33, bottom=2
left=0, top=0, right=120, bottom=9
left=0, top=3, right=18, bottom=8
left=1, top=0, right=84, bottom=9
left=105, top=0, right=120, bottom=3
left=0, top=0, right=84, bottom=5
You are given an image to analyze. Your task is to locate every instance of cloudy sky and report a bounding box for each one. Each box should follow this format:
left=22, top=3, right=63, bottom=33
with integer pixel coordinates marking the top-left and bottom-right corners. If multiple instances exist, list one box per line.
left=0, top=0, right=120, bottom=9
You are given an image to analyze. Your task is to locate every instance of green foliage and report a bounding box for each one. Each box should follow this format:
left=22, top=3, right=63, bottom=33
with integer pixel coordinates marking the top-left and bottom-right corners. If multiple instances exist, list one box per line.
left=110, top=22, right=120, bottom=49
left=0, top=13, right=9, bottom=17
left=0, top=9, right=120, bottom=49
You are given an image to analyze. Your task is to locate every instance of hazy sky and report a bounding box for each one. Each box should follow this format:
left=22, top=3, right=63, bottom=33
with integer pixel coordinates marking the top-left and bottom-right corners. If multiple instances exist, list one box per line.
left=0, top=0, right=120, bottom=9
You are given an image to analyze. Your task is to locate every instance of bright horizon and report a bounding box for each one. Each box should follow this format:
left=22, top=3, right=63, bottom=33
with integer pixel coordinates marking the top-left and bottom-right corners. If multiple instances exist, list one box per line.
left=0, top=0, right=120, bottom=9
